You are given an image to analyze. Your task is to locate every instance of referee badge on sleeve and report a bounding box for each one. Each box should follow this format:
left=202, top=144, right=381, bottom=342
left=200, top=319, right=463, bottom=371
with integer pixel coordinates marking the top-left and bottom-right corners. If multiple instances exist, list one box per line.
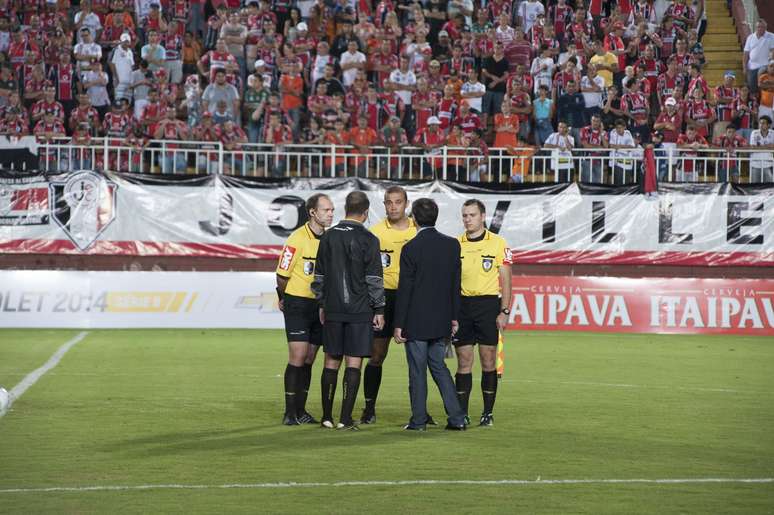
left=482, top=256, right=494, bottom=272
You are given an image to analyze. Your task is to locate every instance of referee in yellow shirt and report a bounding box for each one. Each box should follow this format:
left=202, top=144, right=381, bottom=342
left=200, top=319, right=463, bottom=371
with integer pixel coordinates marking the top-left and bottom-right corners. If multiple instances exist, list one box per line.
left=453, top=199, right=512, bottom=427
left=360, top=186, right=417, bottom=424
left=275, top=193, right=335, bottom=425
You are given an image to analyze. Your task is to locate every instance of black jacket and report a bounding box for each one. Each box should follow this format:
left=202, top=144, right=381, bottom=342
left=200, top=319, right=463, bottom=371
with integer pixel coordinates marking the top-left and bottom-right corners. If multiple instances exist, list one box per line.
left=394, top=227, right=461, bottom=341
left=312, top=219, right=386, bottom=322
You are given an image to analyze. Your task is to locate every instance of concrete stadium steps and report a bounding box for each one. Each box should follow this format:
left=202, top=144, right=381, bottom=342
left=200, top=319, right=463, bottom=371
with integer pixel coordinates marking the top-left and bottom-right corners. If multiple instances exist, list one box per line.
left=702, top=0, right=744, bottom=87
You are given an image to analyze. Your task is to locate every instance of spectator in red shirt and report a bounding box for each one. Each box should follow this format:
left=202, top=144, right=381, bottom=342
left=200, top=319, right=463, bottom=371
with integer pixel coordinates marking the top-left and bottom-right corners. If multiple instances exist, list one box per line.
left=413, top=115, right=445, bottom=178
left=676, top=125, right=709, bottom=182
left=154, top=106, right=190, bottom=174
left=34, top=109, right=67, bottom=170
left=69, top=122, right=93, bottom=171
left=263, top=111, right=293, bottom=176
left=685, top=86, right=715, bottom=140
left=31, top=84, right=65, bottom=125
left=454, top=101, right=481, bottom=135
left=712, top=124, right=748, bottom=182
left=0, top=107, right=29, bottom=137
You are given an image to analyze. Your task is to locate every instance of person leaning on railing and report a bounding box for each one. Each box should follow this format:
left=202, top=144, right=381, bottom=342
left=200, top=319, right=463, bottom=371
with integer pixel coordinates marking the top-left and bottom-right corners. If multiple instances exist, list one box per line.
left=712, top=124, right=748, bottom=183
left=676, top=125, right=709, bottom=183
left=219, top=119, right=248, bottom=176
left=543, top=120, right=575, bottom=183
left=608, top=119, right=637, bottom=185
left=153, top=106, right=190, bottom=174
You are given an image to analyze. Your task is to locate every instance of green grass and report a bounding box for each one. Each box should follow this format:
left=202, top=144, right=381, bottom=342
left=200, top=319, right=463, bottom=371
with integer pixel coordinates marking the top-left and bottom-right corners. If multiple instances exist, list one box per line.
left=0, top=329, right=773, bottom=514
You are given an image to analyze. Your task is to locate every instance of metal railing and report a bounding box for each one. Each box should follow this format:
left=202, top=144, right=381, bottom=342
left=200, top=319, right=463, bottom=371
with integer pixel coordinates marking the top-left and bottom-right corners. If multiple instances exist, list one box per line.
left=20, top=138, right=774, bottom=183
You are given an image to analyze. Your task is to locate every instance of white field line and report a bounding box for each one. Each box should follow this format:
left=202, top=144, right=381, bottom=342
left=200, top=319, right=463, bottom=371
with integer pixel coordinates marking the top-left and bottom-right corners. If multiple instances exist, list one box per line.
left=500, top=378, right=769, bottom=395
left=0, top=478, right=772, bottom=494
left=0, top=331, right=89, bottom=418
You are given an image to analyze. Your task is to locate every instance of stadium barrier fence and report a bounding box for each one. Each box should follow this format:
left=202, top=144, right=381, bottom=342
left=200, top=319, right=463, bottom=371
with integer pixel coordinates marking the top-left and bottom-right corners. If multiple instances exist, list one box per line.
left=14, top=138, right=774, bottom=184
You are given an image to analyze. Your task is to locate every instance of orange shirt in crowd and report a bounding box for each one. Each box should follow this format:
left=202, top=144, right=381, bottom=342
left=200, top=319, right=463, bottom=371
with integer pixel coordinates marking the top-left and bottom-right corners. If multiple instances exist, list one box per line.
left=758, top=72, right=774, bottom=108
left=280, top=74, right=304, bottom=111
left=493, top=113, right=520, bottom=148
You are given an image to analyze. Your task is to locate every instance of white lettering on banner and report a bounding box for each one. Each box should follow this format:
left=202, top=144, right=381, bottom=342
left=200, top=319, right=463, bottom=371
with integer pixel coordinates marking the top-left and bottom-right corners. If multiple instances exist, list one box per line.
left=509, top=294, right=631, bottom=327
left=507, top=276, right=774, bottom=335
left=0, top=178, right=773, bottom=265
left=649, top=296, right=774, bottom=329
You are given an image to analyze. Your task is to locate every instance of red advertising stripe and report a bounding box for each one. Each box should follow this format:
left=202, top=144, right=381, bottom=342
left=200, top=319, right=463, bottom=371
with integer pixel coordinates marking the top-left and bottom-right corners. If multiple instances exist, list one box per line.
left=510, top=250, right=774, bottom=267
left=506, top=275, right=774, bottom=336
left=0, top=239, right=284, bottom=259
left=1, top=239, right=773, bottom=267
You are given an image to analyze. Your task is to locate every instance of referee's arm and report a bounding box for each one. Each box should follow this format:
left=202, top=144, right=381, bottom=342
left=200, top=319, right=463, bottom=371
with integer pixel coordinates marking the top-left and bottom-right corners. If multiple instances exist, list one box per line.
left=497, top=253, right=513, bottom=331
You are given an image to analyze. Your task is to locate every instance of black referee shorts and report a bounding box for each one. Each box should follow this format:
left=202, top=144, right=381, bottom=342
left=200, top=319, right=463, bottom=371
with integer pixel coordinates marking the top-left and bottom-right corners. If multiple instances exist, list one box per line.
left=373, top=289, right=397, bottom=339
left=282, top=294, right=323, bottom=346
left=453, top=295, right=500, bottom=347
left=323, top=320, right=373, bottom=358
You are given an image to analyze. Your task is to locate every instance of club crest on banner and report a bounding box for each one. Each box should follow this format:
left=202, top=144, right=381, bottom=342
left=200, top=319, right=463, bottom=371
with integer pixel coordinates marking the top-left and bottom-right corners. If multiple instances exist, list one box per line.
left=49, top=171, right=117, bottom=251
left=482, top=256, right=494, bottom=272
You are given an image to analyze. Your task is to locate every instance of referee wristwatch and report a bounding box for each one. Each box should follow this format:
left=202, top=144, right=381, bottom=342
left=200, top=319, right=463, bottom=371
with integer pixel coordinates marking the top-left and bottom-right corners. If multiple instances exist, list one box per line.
left=500, top=308, right=510, bottom=315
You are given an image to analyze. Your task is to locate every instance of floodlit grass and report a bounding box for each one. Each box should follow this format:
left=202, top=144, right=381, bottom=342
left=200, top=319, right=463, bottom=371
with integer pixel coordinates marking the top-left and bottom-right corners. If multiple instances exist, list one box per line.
left=0, top=329, right=772, bottom=514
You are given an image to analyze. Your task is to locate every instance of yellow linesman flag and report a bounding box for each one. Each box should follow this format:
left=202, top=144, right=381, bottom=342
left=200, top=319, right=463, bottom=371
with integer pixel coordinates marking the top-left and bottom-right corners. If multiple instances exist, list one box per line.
left=496, top=332, right=505, bottom=377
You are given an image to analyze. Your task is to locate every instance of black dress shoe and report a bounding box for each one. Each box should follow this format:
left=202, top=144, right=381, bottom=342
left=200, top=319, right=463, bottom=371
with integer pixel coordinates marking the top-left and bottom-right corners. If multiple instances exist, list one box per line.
left=403, top=424, right=426, bottom=431
left=444, top=423, right=466, bottom=431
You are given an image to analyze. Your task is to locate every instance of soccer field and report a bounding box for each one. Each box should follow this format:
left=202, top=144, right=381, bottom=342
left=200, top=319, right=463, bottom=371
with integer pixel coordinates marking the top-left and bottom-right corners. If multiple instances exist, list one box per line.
left=0, top=329, right=773, bottom=514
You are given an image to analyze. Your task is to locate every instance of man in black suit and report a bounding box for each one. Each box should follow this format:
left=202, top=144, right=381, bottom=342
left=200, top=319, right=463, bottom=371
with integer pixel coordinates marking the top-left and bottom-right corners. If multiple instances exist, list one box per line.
left=393, top=198, right=467, bottom=431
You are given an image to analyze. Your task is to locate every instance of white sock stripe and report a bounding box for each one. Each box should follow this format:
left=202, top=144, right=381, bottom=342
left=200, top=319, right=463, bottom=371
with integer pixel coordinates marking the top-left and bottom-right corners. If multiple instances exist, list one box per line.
left=1, top=331, right=89, bottom=417
left=1, top=478, right=772, bottom=494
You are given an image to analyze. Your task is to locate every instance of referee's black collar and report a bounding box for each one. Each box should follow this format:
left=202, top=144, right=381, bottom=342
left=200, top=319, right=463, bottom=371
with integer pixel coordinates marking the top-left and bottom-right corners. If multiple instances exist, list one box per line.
left=304, top=223, right=323, bottom=240
left=464, top=229, right=488, bottom=242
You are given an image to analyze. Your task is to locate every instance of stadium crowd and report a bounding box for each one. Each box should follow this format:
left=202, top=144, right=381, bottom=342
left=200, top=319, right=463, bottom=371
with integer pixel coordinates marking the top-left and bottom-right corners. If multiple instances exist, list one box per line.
left=1, top=0, right=774, bottom=181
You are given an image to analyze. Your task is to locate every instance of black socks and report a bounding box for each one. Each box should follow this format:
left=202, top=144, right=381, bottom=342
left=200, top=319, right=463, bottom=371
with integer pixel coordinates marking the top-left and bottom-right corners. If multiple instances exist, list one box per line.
left=321, top=367, right=338, bottom=422
left=284, top=364, right=303, bottom=416
left=363, top=364, right=382, bottom=414
left=455, top=372, right=473, bottom=415
left=340, top=367, right=361, bottom=425
left=481, top=370, right=498, bottom=415
left=296, top=363, right=312, bottom=417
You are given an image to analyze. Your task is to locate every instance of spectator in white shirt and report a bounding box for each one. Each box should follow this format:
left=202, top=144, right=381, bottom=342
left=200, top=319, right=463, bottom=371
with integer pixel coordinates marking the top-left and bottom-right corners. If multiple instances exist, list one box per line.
left=609, top=118, right=637, bottom=184
left=519, top=0, right=545, bottom=37
left=73, top=28, right=102, bottom=79
left=749, top=115, right=774, bottom=183
left=339, top=40, right=366, bottom=87
left=74, top=1, right=102, bottom=42
left=460, top=68, right=486, bottom=113
left=744, top=20, right=774, bottom=94
left=531, top=44, right=555, bottom=96
left=387, top=56, right=417, bottom=107
left=110, top=33, right=135, bottom=101
left=81, top=61, right=111, bottom=116
left=543, top=120, right=575, bottom=182
left=581, top=64, right=606, bottom=116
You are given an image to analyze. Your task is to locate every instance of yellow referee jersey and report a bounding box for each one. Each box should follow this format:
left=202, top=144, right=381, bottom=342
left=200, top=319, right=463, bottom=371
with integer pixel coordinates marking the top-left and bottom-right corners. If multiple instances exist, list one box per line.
left=276, top=223, right=321, bottom=299
left=459, top=230, right=512, bottom=297
left=370, top=218, right=417, bottom=290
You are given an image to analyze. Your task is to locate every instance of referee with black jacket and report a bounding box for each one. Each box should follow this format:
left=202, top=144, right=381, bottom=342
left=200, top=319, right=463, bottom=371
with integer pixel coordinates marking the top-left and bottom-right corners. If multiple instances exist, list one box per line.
left=312, top=191, right=386, bottom=430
